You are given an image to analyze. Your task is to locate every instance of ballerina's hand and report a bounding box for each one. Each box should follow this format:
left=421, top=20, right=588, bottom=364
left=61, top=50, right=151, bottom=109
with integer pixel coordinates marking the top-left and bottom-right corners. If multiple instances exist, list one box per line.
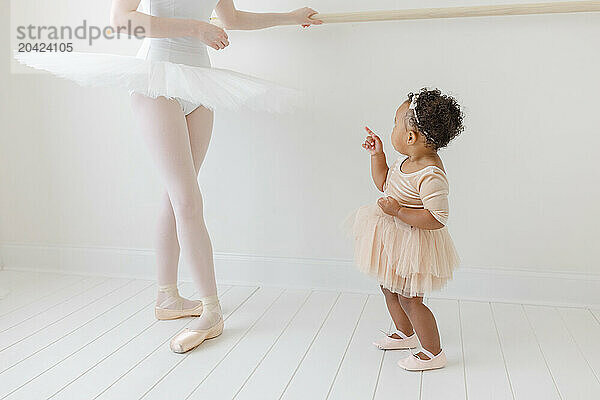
left=197, top=22, right=229, bottom=50
left=362, top=126, right=384, bottom=155
left=290, top=7, right=323, bottom=27
left=377, top=197, right=401, bottom=217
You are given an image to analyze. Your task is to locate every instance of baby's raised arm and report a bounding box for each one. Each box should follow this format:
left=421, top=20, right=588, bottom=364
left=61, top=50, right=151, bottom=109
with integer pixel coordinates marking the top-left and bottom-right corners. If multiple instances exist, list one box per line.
left=362, top=127, right=388, bottom=192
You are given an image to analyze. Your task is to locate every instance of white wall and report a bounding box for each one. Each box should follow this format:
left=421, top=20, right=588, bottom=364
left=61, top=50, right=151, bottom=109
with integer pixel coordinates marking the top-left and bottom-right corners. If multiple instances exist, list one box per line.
left=2, top=1, right=600, bottom=302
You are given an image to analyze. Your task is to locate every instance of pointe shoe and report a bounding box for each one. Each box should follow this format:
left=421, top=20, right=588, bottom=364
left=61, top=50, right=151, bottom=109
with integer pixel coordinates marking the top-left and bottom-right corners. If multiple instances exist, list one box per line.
left=397, top=348, right=447, bottom=371
left=373, top=330, right=419, bottom=350
left=155, top=284, right=203, bottom=320
left=170, top=318, right=224, bottom=354
left=155, top=302, right=203, bottom=320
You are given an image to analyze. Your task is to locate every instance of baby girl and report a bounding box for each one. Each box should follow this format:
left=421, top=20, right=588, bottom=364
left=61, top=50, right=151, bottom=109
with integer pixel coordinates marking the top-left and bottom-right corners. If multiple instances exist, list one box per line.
left=352, top=88, right=464, bottom=371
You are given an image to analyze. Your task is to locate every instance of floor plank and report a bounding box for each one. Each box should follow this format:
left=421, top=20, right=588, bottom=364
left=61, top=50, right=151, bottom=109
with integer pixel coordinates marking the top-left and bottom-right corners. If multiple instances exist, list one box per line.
left=557, top=307, right=600, bottom=381
left=0, top=270, right=61, bottom=294
left=0, top=271, right=53, bottom=301
left=0, top=273, right=88, bottom=316
left=372, top=321, right=421, bottom=400
left=327, top=295, right=390, bottom=400
left=459, top=301, right=514, bottom=400
left=185, top=290, right=310, bottom=400
left=51, top=285, right=245, bottom=400
left=234, top=291, right=339, bottom=400
left=2, top=282, right=199, bottom=400
left=141, top=286, right=279, bottom=400
left=420, top=299, right=466, bottom=400
left=525, top=305, right=600, bottom=399
left=280, top=292, right=368, bottom=400
left=0, top=270, right=81, bottom=291
left=0, top=281, right=155, bottom=398
left=0, top=278, right=129, bottom=360
left=0, top=276, right=114, bottom=333
left=491, top=303, right=560, bottom=400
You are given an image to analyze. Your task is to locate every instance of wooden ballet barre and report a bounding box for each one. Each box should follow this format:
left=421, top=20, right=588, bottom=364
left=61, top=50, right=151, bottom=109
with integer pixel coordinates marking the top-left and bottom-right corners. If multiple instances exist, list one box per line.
left=210, top=1, right=600, bottom=25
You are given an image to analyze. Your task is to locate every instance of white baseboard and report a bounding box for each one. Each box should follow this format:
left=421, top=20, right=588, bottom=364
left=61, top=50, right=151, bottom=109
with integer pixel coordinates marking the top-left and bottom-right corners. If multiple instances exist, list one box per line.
left=1, top=242, right=598, bottom=308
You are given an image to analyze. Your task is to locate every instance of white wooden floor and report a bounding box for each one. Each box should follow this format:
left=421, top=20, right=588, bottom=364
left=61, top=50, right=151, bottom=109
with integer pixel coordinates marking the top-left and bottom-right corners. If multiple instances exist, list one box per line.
left=0, top=270, right=599, bottom=400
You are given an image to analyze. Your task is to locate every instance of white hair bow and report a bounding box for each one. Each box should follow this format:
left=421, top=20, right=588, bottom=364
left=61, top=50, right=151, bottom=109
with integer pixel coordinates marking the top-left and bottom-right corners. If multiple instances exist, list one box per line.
left=408, top=94, right=421, bottom=125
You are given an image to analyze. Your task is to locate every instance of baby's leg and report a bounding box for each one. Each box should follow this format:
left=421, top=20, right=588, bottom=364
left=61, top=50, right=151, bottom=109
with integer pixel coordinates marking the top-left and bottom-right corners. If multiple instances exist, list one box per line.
left=399, top=295, right=441, bottom=359
left=380, top=286, right=414, bottom=337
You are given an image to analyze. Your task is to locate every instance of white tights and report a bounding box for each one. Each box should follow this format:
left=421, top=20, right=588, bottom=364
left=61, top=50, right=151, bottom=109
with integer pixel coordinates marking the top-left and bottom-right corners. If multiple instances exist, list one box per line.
left=131, top=94, right=221, bottom=330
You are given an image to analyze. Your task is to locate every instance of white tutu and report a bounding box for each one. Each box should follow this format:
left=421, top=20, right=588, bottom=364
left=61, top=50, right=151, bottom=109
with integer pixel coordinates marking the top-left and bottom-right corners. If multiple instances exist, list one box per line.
left=14, top=51, right=301, bottom=113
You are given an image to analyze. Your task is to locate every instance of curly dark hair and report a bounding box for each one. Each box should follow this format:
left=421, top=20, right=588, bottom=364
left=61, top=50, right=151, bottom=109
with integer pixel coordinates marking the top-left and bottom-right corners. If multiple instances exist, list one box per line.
left=407, top=88, right=464, bottom=150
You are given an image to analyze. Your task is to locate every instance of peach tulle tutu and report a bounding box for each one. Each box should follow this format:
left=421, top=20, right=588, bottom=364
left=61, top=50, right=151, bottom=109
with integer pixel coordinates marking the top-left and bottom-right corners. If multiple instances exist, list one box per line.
left=351, top=204, right=459, bottom=297
left=350, top=158, right=460, bottom=297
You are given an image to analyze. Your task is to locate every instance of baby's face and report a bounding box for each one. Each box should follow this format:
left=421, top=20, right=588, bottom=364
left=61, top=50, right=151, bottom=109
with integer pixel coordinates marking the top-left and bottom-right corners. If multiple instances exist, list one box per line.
left=391, top=100, right=412, bottom=154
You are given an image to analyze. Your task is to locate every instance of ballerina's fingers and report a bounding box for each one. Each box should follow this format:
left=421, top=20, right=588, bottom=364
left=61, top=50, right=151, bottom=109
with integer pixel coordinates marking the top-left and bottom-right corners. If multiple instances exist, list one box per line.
left=212, top=39, right=229, bottom=50
left=304, top=8, right=323, bottom=26
left=213, top=31, right=229, bottom=50
left=208, top=40, right=221, bottom=50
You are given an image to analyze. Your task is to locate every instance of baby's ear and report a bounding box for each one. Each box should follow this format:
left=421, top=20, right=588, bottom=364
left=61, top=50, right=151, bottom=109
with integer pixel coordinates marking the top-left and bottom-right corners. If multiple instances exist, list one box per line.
left=407, top=130, right=417, bottom=145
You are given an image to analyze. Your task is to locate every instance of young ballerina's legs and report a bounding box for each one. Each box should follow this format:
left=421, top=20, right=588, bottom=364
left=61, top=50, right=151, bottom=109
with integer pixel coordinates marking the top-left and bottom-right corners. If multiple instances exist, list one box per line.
left=352, top=88, right=464, bottom=371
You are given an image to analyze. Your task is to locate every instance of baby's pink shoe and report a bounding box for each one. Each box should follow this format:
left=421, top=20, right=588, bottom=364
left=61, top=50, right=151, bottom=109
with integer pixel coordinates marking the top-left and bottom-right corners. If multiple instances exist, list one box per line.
left=397, top=348, right=447, bottom=371
left=373, top=330, right=419, bottom=350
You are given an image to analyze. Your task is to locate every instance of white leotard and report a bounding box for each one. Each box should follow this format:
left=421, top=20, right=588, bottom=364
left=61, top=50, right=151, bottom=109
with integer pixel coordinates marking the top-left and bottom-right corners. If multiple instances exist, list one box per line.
left=136, top=0, right=220, bottom=114
left=136, top=0, right=217, bottom=68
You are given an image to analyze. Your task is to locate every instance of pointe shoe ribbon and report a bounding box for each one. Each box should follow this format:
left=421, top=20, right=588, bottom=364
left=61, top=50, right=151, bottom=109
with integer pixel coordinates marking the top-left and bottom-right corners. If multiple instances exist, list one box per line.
left=373, top=329, right=419, bottom=350
left=170, top=317, right=224, bottom=354
left=397, top=348, right=447, bottom=371
left=155, top=284, right=203, bottom=320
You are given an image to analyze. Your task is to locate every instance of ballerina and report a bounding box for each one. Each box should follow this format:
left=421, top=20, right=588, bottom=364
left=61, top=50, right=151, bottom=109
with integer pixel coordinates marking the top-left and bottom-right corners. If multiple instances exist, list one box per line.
left=16, top=0, right=322, bottom=353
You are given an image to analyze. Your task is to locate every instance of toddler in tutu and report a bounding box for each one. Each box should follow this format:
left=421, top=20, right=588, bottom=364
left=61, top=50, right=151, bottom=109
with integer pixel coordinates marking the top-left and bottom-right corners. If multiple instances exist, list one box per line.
left=352, top=88, right=464, bottom=371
